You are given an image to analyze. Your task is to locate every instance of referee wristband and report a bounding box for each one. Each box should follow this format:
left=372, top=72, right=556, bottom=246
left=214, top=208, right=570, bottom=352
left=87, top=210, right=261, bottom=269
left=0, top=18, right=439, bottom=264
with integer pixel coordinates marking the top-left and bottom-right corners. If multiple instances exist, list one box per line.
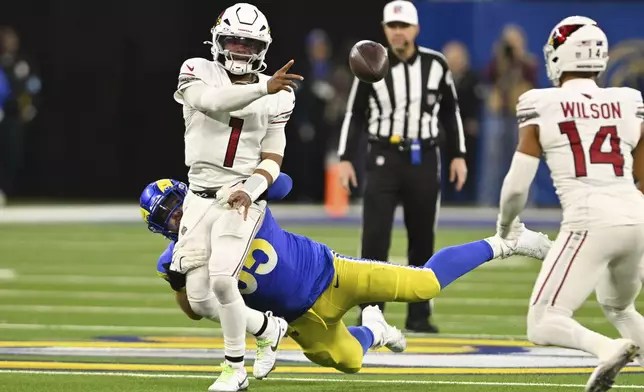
left=242, top=173, right=269, bottom=203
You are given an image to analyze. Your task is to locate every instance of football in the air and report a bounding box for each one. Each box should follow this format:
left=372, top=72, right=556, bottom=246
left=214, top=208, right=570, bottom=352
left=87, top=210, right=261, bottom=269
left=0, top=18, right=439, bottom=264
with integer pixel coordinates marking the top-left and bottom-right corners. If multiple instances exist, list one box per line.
left=349, top=40, right=389, bottom=83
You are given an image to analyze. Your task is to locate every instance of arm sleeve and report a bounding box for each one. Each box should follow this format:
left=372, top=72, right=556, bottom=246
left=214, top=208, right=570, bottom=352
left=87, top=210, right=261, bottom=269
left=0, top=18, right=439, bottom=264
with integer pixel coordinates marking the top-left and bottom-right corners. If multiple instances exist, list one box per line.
left=631, top=88, right=644, bottom=123
left=266, top=173, right=293, bottom=201
left=337, top=77, right=371, bottom=162
left=516, top=89, right=542, bottom=127
left=173, top=59, right=267, bottom=113
left=437, top=62, right=466, bottom=160
left=261, top=91, right=295, bottom=156
left=498, top=152, right=540, bottom=227
left=156, top=242, right=186, bottom=292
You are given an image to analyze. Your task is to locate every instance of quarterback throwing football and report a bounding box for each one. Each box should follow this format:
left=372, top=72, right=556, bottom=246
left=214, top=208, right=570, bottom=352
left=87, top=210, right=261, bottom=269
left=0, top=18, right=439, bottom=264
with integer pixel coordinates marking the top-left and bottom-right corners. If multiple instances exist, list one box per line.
left=171, top=3, right=302, bottom=391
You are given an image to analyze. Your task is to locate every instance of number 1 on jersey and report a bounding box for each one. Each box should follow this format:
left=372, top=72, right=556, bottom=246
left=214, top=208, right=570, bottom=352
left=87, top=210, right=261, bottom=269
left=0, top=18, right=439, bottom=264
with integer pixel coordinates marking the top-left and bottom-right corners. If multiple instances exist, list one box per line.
left=224, top=117, right=244, bottom=168
left=558, top=121, right=624, bottom=177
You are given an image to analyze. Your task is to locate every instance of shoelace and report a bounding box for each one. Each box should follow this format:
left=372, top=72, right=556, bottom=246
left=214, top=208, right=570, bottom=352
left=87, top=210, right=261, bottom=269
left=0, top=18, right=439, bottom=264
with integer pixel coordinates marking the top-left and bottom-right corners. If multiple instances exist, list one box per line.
left=255, top=338, right=274, bottom=360
left=217, top=362, right=235, bottom=381
left=255, top=311, right=276, bottom=361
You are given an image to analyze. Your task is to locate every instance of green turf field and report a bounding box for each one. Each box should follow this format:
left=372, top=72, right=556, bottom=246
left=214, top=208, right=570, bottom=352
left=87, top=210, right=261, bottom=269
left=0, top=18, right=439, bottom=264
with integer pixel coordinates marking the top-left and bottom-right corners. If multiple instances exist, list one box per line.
left=0, top=223, right=643, bottom=391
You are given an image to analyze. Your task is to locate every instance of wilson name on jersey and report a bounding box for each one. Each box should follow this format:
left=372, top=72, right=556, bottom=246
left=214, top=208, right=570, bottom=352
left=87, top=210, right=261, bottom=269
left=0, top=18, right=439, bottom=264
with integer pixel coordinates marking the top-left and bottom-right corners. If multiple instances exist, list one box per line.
left=173, top=58, right=294, bottom=189
left=517, top=81, right=644, bottom=229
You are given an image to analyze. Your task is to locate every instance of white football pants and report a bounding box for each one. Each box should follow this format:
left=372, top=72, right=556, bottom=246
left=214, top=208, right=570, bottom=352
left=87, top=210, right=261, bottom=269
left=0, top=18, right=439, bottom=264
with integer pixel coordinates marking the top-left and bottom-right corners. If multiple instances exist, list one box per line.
left=184, top=264, right=270, bottom=337
left=527, top=225, right=644, bottom=361
left=175, top=189, right=266, bottom=362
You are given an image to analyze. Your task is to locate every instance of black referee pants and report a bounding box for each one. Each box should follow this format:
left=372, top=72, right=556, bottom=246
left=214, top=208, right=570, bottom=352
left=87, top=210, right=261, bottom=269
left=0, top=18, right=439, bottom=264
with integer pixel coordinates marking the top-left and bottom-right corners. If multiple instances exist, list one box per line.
left=358, top=143, right=441, bottom=325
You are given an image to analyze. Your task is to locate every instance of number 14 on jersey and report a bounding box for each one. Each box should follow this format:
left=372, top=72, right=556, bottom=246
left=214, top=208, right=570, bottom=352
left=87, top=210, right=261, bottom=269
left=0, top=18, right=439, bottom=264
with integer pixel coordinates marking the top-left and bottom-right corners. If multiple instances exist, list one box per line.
left=559, top=120, right=624, bottom=177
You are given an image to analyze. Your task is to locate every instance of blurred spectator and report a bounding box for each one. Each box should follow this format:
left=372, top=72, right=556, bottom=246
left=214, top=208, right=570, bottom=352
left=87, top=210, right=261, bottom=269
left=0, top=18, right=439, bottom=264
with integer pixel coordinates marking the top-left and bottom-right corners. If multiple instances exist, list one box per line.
left=0, top=26, right=41, bottom=205
left=480, top=24, right=537, bottom=206
left=286, top=29, right=352, bottom=201
left=441, top=41, right=482, bottom=204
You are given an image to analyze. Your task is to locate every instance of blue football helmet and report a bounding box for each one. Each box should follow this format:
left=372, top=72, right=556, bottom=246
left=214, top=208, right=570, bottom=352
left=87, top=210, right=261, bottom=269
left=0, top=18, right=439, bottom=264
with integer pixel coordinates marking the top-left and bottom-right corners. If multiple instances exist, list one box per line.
left=139, top=179, right=187, bottom=241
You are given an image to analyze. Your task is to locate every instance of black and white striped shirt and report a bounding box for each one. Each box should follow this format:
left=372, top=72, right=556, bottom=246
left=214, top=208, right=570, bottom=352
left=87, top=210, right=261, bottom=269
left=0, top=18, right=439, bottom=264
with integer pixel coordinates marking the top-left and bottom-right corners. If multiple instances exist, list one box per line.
left=337, top=45, right=466, bottom=162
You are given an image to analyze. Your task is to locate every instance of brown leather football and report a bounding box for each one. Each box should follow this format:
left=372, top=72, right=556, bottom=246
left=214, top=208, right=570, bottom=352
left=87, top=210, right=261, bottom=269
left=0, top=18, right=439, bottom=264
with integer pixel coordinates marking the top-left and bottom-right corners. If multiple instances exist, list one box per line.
left=349, top=40, right=389, bottom=83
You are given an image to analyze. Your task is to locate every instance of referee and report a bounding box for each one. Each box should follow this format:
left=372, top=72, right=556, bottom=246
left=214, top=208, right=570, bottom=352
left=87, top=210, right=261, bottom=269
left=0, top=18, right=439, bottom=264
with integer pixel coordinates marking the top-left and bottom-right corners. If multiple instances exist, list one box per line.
left=337, top=0, right=467, bottom=333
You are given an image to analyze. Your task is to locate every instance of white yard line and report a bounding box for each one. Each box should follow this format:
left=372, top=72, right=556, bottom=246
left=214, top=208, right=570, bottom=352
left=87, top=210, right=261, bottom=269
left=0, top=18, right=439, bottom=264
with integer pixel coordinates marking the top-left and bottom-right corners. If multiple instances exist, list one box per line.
left=0, top=269, right=16, bottom=280
left=0, top=370, right=641, bottom=389
left=0, top=323, right=218, bottom=334
left=9, top=275, right=162, bottom=286
left=0, top=289, right=168, bottom=300
left=0, top=305, right=176, bottom=314
left=0, top=323, right=527, bottom=340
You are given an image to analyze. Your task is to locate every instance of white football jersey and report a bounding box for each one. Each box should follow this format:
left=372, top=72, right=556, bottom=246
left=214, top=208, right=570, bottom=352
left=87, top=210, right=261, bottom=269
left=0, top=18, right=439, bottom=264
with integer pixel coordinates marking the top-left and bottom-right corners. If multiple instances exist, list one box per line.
left=517, top=78, right=644, bottom=230
left=173, top=58, right=294, bottom=190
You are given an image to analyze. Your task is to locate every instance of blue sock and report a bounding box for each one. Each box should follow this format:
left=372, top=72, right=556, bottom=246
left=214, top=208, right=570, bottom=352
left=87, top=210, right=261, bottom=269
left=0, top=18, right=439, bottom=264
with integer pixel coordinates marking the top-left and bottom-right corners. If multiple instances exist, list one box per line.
left=424, top=240, right=494, bottom=289
left=348, top=326, right=375, bottom=355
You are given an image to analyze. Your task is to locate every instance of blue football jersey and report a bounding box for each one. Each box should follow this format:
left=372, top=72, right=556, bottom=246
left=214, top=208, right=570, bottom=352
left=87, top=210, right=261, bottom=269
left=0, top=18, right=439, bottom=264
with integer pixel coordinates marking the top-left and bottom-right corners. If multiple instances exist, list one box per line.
left=156, top=207, right=335, bottom=322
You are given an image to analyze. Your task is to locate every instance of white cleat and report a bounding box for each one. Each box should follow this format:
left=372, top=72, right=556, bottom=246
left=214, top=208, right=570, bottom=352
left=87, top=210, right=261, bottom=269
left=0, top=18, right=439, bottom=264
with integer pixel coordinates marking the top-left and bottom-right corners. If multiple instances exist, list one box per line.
left=514, top=228, right=552, bottom=260
left=491, top=219, right=527, bottom=259
left=585, top=339, right=639, bottom=392
left=253, top=311, right=288, bottom=380
left=362, top=305, right=407, bottom=353
left=208, top=363, right=249, bottom=392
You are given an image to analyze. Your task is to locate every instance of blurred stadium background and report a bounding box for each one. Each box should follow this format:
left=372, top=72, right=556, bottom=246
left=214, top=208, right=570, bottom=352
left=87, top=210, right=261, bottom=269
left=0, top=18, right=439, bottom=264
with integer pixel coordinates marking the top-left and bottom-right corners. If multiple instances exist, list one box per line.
left=2, top=1, right=644, bottom=391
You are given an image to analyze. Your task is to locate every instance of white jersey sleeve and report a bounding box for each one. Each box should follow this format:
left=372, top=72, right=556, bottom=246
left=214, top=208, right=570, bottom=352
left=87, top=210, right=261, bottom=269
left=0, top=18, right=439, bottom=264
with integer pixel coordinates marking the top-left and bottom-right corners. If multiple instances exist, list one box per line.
left=516, top=89, right=544, bottom=128
left=627, top=87, right=644, bottom=123
left=173, top=58, right=211, bottom=105
left=268, top=90, right=295, bottom=130
left=261, top=89, right=295, bottom=156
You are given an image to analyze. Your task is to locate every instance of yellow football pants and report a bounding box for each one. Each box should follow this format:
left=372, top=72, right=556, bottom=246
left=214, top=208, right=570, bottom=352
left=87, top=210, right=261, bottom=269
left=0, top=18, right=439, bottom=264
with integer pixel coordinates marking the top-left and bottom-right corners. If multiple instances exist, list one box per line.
left=287, top=253, right=441, bottom=373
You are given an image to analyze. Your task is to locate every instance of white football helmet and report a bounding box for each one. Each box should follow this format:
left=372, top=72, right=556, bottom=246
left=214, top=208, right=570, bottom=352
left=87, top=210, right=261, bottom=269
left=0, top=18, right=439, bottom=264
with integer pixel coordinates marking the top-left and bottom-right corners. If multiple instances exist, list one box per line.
left=543, top=16, right=609, bottom=86
left=207, top=3, right=272, bottom=75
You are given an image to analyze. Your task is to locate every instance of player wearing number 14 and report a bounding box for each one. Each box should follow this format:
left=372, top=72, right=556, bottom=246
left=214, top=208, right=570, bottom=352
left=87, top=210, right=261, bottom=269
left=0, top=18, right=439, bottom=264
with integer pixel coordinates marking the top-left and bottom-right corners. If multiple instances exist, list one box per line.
left=171, top=3, right=303, bottom=391
left=499, top=16, right=644, bottom=392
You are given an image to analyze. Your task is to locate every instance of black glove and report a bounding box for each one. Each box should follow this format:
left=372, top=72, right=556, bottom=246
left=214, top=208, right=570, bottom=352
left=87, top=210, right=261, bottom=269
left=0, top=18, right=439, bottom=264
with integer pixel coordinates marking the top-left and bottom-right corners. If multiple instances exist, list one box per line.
left=161, top=262, right=187, bottom=292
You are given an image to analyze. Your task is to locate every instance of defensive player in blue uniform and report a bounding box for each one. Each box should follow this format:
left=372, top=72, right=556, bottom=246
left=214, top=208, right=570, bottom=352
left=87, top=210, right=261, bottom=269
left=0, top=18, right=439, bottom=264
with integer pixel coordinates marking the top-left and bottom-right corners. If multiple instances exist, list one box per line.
left=141, top=175, right=551, bottom=376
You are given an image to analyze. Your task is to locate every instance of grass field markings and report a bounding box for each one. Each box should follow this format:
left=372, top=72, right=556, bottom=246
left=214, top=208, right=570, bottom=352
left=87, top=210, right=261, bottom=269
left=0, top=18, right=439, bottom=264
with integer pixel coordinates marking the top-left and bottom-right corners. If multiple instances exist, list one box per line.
left=0, top=369, right=642, bottom=388
left=0, top=323, right=218, bottom=334
left=397, top=297, right=644, bottom=309
left=0, top=305, right=177, bottom=314
left=11, top=289, right=624, bottom=310
left=0, top=305, right=610, bottom=325
left=0, top=289, right=169, bottom=300
left=2, top=361, right=644, bottom=375
left=370, top=256, right=535, bottom=270
left=369, top=312, right=610, bottom=325
left=0, top=290, right=531, bottom=307
left=0, top=330, right=528, bottom=341
left=0, top=269, right=16, bottom=280
left=0, top=290, right=530, bottom=306
left=442, top=283, right=534, bottom=292
left=0, top=335, right=537, bottom=348
left=7, top=275, right=162, bottom=286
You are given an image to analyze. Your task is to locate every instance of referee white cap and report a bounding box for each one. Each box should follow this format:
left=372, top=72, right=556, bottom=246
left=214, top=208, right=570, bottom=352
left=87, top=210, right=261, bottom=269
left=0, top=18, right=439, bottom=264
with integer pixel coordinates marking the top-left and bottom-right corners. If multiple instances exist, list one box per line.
left=383, top=0, right=419, bottom=26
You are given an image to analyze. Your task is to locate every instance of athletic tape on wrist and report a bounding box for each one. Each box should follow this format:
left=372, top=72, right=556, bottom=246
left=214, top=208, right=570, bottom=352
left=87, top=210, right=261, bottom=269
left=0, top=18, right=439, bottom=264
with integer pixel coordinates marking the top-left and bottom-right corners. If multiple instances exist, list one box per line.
left=242, top=173, right=268, bottom=202
left=256, top=159, right=281, bottom=183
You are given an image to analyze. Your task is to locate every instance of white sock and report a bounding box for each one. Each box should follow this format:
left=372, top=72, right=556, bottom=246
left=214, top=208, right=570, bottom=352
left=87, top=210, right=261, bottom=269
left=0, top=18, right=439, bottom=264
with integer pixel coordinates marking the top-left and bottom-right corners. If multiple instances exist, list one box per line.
left=246, top=308, right=272, bottom=339
left=219, top=297, right=247, bottom=368
left=533, top=310, right=616, bottom=361
left=364, top=325, right=384, bottom=347
left=362, top=317, right=386, bottom=347
left=483, top=236, right=503, bottom=258
left=602, top=304, right=644, bottom=354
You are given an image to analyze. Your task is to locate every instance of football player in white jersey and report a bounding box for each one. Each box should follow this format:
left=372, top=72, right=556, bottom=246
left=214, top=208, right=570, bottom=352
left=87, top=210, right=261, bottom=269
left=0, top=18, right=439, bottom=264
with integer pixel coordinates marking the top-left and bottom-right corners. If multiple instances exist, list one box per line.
left=171, top=3, right=303, bottom=391
left=496, top=16, right=644, bottom=392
